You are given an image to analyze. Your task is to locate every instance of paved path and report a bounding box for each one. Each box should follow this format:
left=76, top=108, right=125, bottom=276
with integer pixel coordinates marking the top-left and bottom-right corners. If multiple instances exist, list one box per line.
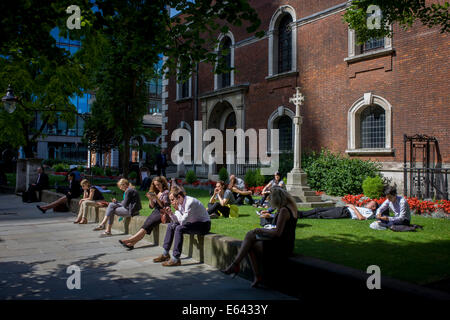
left=0, top=194, right=295, bottom=300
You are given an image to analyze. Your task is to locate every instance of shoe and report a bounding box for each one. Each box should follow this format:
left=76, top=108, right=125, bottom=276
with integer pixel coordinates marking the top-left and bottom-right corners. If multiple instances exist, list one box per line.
left=100, top=231, right=112, bottom=237
left=220, top=262, right=240, bottom=279
left=79, top=218, right=88, bottom=224
left=210, top=213, right=219, bottom=219
left=153, top=254, right=170, bottom=263
left=93, top=225, right=105, bottom=231
left=119, top=240, right=134, bottom=250
left=36, top=205, right=46, bottom=214
left=162, top=259, right=181, bottom=267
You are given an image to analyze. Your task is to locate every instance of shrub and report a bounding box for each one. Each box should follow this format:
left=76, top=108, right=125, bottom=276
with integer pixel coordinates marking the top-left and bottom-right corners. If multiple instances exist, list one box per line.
left=218, top=167, right=229, bottom=183
left=91, top=166, right=105, bottom=176
left=128, top=171, right=137, bottom=179
left=302, top=149, right=381, bottom=196
left=362, top=176, right=385, bottom=199
left=77, top=166, right=85, bottom=173
left=245, top=169, right=265, bottom=188
left=185, top=170, right=198, bottom=184
left=105, top=167, right=112, bottom=177
left=53, top=163, right=69, bottom=172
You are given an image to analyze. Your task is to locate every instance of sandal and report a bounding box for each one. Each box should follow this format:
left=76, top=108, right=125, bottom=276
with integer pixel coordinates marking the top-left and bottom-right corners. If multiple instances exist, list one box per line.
left=93, top=225, right=105, bottom=231
left=100, top=231, right=112, bottom=237
left=79, top=218, right=88, bottom=224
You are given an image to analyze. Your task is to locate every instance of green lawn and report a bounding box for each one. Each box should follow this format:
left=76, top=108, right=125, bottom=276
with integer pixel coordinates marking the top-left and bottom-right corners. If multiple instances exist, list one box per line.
left=31, top=181, right=450, bottom=285
left=153, top=187, right=448, bottom=285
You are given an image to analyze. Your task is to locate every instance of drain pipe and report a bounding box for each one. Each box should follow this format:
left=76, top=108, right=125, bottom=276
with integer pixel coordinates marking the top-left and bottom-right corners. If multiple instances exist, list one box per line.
left=193, top=63, right=199, bottom=174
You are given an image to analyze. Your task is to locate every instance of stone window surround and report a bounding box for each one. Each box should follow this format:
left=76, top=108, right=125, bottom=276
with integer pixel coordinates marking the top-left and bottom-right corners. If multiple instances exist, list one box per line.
left=268, top=5, right=297, bottom=77
left=345, top=26, right=393, bottom=63
left=175, top=64, right=192, bottom=101
left=214, top=32, right=235, bottom=91
left=346, top=92, right=394, bottom=156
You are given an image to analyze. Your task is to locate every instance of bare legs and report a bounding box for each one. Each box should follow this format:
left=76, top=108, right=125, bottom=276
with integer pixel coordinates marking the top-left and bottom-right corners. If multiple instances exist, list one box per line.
left=121, top=228, right=146, bottom=246
left=39, top=196, right=67, bottom=211
left=223, top=229, right=263, bottom=286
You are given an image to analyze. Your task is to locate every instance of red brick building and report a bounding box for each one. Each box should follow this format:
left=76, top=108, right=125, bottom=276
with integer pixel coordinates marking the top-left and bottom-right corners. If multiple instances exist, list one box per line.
left=162, top=0, right=449, bottom=193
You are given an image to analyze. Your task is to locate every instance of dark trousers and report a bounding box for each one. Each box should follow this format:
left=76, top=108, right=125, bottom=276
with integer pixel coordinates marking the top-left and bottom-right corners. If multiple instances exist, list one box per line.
left=207, top=202, right=230, bottom=217
left=22, top=185, right=42, bottom=202
left=234, top=193, right=254, bottom=205
left=300, top=207, right=351, bottom=219
left=141, top=209, right=161, bottom=234
left=163, top=221, right=211, bottom=259
left=140, top=177, right=151, bottom=191
left=258, top=193, right=269, bottom=206
left=157, top=167, right=166, bottom=177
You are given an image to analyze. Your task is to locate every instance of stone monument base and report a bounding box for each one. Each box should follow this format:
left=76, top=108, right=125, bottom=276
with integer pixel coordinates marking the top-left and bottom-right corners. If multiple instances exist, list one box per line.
left=286, top=170, right=335, bottom=208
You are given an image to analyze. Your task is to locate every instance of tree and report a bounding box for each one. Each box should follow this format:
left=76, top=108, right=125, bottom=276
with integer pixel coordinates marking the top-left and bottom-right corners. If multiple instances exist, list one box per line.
left=343, top=0, right=449, bottom=44
left=0, top=0, right=89, bottom=158
left=76, top=0, right=263, bottom=177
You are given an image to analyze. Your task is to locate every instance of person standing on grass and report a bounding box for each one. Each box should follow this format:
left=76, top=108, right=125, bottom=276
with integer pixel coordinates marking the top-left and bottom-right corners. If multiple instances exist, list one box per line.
left=375, top=185, right=411, bottom=228
left=74, top=179, right=105, bottom=224
left=37, top=172, right=80, bottom=213
left=207, top=180, right=235, bottom=218
left=152, top=185, right=211, bottom=267
left=119, top=176, right=170, bottom=250
left=221, top=187, right=297, bottom=288
left=93, top=179, right=142, bottom=236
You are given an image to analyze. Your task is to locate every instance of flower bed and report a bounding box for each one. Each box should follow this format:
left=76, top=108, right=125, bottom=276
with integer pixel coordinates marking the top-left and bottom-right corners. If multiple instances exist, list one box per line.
left=342, top=194, right=450, bottom=216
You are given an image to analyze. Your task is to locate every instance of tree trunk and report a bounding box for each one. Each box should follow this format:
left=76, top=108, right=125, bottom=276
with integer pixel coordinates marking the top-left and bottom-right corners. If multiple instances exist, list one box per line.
left=122, top=134, right=130, bottom=178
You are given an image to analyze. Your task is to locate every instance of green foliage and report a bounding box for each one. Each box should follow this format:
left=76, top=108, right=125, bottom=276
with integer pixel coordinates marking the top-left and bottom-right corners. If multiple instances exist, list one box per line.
left=105, top=167, right=112, bottom=177
left=91, top=166, right=105, bottom=176
left=218, top=167, right=229, bottom=183
left=362, top=176, right=385, bottom=199
left=77, top=166, right=85, bottom=173
left=128, top=171, right=137, bottom=180
left=52, top=163, right=69, bottom=172
left=302, top=149, right=381, bottom=196
left=343, top=0, right=449, bottom=44
left=185, top=170, right=198, bottom=184
left=244, top=169, right=265, bottom=188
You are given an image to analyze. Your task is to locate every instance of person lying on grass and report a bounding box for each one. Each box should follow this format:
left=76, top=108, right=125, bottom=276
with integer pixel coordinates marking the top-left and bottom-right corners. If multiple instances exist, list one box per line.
left=298, top=200, right=379, bottom=220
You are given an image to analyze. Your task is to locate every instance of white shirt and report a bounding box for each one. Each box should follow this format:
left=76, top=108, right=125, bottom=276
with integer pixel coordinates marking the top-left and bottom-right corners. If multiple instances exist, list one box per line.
left=346, top=206, right=376, bottom=220
left=170, top=196, right=210, bottom=225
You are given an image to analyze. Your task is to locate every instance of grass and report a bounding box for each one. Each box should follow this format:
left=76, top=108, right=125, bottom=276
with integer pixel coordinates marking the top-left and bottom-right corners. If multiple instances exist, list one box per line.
left=155, top=187, right=448, bottom=285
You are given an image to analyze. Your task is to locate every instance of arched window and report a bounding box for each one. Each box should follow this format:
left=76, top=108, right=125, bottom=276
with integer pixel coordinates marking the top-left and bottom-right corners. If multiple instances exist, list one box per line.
left=268, top=6, right=297, bottom=77
left=215, top=33, right=235, bottom=90
left=219, top=37, right=232, bottom=89
left=277, top=115, right=293, bottom=151
left=347, top=93, right=393, bottom=155
left=278, top=15, right=292, bottom=74
left=360, top=105, right=385, bottom=148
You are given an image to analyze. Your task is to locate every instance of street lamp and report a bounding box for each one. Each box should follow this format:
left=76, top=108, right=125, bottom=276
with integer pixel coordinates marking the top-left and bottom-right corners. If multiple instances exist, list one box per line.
left=1, top=84, right=18, bottom=113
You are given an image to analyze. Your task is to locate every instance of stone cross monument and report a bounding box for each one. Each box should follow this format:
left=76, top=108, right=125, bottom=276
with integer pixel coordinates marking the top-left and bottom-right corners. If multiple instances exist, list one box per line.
left=286, top=87, right=334, bottom=207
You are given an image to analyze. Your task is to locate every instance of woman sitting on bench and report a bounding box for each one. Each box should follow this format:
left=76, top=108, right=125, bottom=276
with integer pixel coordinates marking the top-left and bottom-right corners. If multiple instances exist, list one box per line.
left=73, top=179, right=105, bottom=224
left=93, top=179, right=142, bottom=236
left=119, top=176, right=170, bottom=250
